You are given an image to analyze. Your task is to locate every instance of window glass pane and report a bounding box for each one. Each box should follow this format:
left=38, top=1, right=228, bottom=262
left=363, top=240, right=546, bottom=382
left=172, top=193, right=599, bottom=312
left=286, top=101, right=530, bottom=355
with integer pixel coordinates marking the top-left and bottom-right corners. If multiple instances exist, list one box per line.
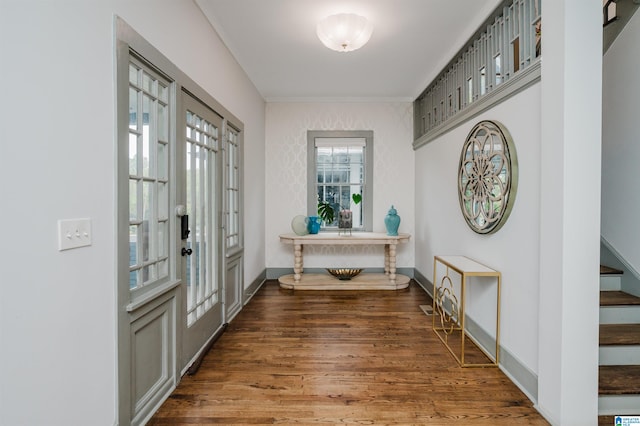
left=480, top=67, right=486, bottom=95
left=129, top=180, right=138, bottom=221
left=129, top=64, right=138, bottom=85
left=129, top=225, right=138, bottom=266
left=142, top=72, right=154, bottom=95
left=142, top=95, right=151, bottom=176
left=129, top=88, right=138, bottom=130
left=158, top=221, right=167, bottom=257
left=317, top=147, right=332, bottom=163
left=158, top=103, right=167, bottom=141
left=157, top=142, right=167, bottom=180
left=129, top=134, right=138, bottom=175
left=158, top=82, right=168, bottom=103
left=334, top=147, right=348, bottom=162
left=143, top=264, right=156, bottom=285
left=142, top=181, right=152, bottom=224
left=158, top=259, right=168, bottom=280
left=467, top=78, right=473, bottom=104
left=130, top=270, right=138, bottom=290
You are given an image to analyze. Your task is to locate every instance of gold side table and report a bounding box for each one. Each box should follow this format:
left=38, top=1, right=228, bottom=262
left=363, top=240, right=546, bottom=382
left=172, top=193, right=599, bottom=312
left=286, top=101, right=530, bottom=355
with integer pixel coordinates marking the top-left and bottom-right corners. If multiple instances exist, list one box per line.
left=432, top=255, right=501, bottom=367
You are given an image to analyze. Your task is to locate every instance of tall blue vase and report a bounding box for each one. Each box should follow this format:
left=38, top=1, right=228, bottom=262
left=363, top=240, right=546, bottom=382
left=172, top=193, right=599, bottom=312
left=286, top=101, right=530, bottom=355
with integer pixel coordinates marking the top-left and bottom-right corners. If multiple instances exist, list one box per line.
left=384, top=205, right=401, bottom=236
left=308, top=216, right=321, bottom=234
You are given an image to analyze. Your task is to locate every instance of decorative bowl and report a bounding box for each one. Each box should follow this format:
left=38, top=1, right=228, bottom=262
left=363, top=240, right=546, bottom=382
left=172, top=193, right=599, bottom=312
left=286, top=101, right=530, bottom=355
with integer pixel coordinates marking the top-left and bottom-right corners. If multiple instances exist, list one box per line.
left=326, top=268, right=363, bottom=280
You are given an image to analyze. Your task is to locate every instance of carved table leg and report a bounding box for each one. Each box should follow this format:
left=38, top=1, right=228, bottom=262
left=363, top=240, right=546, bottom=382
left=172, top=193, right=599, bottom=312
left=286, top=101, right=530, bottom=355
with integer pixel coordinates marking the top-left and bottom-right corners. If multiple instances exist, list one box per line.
left=384, top=244, right=390, bottom=275
left=388, top=243, right=397, bottom=284
left=293, top=244, right=303, bottom=282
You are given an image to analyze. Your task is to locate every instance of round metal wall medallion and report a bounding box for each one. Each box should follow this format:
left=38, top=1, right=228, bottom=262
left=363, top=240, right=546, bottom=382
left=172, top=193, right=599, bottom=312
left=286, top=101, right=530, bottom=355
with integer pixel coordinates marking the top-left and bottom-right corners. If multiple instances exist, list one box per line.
left=458, top=120, right=518, bottom=234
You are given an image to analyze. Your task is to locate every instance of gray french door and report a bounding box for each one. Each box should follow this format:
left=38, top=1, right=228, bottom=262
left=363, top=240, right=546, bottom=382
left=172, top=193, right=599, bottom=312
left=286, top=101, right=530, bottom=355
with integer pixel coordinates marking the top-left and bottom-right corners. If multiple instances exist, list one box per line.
left=178, top=92, right=224, bottom=369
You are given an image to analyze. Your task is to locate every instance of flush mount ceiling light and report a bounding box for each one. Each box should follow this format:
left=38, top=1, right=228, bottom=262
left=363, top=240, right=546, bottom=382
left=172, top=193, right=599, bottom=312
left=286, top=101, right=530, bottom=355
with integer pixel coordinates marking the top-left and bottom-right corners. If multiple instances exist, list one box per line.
left=316, top=13, right=373, bottom=52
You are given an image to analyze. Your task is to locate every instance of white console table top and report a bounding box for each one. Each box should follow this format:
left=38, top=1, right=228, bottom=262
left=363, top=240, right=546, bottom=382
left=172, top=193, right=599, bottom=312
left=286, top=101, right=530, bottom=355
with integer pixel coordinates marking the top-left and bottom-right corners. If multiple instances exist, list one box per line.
left=279, top=232, right=410, bottom=245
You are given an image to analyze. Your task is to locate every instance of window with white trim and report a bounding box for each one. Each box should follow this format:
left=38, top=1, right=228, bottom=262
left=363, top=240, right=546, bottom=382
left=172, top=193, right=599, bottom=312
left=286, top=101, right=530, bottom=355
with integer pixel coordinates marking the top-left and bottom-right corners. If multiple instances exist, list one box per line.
left=307, top=130, right=373, bottom=231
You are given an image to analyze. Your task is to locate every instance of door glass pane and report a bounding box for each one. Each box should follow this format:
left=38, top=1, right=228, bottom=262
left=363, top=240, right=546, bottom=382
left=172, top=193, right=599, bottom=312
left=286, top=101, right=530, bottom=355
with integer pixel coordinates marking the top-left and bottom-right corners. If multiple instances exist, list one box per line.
left=158, top=181, right=168, bottom=219
left=185, top=108, right=219, bottom=326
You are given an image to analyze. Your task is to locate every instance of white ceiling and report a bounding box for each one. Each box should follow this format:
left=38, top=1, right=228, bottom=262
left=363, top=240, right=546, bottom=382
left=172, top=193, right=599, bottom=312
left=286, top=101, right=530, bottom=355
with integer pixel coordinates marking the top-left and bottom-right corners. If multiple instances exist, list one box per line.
left=195, top=0, right=502, bottom=102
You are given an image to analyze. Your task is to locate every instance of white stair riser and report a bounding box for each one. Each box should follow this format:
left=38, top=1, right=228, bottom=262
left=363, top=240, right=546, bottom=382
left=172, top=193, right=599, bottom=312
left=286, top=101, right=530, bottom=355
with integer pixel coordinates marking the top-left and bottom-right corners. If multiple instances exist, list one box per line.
left=600, top=306, right=640, bottom=324
left=599, top=346, right=640, bottom=365
left=599, top=395, right=640, bottom=415
left=600, top=275, right=622, bottom=291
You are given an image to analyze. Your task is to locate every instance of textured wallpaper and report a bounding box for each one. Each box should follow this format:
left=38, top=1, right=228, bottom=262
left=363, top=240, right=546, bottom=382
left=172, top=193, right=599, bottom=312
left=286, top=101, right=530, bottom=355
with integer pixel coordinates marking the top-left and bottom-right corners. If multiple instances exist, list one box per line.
left=265, top=102, right=415, bottom=269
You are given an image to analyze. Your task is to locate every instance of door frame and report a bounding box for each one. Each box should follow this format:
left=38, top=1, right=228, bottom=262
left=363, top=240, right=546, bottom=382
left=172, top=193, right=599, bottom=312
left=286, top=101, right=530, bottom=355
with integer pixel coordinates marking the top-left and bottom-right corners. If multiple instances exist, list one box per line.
left=115, top=17, right=245, bottom=426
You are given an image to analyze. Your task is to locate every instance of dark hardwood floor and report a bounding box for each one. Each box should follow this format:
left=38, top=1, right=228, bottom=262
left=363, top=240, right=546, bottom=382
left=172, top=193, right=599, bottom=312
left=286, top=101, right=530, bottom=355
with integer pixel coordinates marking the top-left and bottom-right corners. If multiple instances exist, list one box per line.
left=149, top=280, right=549, bottom=425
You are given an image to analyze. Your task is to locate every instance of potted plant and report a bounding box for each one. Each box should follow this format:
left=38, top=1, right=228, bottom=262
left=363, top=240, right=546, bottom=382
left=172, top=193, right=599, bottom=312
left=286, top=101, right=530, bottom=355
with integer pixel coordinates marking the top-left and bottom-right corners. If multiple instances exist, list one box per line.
left=317, top=193, right=361, bottom=231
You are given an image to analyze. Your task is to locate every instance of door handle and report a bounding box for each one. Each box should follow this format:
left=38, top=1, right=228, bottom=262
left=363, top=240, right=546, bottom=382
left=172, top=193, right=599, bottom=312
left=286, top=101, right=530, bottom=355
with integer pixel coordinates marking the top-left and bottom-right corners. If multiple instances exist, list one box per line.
left=181, top=247, right=193, bottom=256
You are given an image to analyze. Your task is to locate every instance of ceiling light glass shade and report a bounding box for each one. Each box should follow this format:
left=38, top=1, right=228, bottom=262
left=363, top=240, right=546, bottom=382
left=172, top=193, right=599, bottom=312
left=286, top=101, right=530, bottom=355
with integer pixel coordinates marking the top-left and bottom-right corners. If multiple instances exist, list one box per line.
left=317, top=13, right=373, bottom=52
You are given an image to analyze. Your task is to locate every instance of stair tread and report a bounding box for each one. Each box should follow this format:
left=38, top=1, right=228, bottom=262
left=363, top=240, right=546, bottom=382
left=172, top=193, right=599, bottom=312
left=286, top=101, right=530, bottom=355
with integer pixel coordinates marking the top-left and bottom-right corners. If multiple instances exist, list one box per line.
left=601, top=265, right=624, bottom=275
left=599, top=365, right=640, bottom=394
left=600, top=324, right=640, bottom=345
left=600, top=291, right=640, bottom=306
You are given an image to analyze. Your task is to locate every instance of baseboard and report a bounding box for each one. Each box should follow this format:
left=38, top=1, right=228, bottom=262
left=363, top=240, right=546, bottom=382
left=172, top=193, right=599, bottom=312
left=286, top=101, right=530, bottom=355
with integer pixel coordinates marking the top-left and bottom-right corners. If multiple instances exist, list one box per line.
left=243, top=269, right=267, bottom=305
left=414, top=268, right=539, bottom=404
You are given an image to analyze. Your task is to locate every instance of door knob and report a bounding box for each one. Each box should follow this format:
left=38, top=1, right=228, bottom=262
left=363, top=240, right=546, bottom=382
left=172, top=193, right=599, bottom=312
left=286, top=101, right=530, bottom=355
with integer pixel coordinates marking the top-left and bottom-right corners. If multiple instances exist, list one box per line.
left=181, top=247, right=193, bottom=256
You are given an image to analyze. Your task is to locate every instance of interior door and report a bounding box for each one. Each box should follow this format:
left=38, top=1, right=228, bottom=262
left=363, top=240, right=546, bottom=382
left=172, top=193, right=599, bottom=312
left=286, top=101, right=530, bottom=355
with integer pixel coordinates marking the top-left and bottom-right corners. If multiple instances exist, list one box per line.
left=179, top=92, right=224, bottom=370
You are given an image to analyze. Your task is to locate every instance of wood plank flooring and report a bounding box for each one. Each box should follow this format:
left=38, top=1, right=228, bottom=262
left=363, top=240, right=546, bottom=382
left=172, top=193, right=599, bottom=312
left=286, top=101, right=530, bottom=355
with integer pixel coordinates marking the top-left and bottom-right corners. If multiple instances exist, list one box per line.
left=149, top=281, right=549, bottom=425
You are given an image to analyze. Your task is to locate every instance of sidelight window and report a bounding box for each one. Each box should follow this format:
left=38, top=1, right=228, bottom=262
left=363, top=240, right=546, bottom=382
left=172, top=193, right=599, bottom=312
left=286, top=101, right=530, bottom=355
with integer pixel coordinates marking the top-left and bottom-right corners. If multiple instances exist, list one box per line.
left=128, top=57, right=171, bottom=291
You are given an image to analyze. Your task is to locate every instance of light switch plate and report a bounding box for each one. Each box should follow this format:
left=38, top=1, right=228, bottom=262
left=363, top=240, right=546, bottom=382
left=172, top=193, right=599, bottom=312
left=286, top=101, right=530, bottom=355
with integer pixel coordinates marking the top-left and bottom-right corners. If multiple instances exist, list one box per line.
left=58, top=218, right=92, bottom=251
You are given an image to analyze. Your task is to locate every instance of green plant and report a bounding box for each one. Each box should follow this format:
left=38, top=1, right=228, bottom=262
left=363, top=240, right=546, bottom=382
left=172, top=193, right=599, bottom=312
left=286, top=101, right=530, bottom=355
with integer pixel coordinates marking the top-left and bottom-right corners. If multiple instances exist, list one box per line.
left=317, top=193, right=361, bottom=226
left=317, top=200, right=335, bottom=224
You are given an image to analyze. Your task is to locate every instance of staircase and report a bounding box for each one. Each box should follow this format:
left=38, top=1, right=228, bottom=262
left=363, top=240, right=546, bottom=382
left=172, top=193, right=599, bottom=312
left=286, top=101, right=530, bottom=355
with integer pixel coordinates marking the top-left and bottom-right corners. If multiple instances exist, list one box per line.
left=598, top=265, right=640, bottom=424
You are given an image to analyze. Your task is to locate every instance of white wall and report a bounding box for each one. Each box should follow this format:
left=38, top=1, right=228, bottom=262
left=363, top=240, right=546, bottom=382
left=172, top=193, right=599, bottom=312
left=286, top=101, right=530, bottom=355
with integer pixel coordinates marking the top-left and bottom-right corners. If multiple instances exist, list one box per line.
left=0, top=1, right=265, bottom=425
left=414, top=85, right=542, bottom=378
left=602, top=8, right=640, bottom=276
left=265, top=102, right=414, bottom=270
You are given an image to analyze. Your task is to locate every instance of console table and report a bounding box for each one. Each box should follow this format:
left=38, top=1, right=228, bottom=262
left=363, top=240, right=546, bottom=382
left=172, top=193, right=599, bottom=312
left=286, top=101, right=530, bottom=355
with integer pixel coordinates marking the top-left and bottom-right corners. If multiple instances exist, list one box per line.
left=278, top=232, right=411, bottom=290
left=432, top=255, right=501, bottom=367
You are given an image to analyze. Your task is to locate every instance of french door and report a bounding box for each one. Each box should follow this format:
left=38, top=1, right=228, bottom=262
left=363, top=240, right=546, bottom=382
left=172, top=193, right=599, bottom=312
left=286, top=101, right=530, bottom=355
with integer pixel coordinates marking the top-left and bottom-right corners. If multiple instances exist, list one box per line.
left=178, top=92, right=224, bottom=369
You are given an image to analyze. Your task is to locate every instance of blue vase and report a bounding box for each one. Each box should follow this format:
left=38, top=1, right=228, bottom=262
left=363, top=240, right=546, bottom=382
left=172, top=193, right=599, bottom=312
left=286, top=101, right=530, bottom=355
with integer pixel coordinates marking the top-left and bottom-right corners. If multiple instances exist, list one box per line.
left=308, top=216, right=321, bottom=234
left=384, top=205, right=401, bottom=236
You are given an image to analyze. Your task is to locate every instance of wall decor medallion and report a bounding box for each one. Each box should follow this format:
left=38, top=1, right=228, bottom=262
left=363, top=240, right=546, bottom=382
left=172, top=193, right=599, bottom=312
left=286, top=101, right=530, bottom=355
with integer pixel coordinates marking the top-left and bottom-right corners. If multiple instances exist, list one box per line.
left=458, top=120, right=518, bottom=234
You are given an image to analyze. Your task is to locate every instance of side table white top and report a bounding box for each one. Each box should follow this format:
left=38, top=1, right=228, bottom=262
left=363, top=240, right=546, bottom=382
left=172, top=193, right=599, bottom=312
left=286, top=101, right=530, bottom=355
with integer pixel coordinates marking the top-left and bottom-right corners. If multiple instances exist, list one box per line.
left=434, top=255, right=498, bottom=275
